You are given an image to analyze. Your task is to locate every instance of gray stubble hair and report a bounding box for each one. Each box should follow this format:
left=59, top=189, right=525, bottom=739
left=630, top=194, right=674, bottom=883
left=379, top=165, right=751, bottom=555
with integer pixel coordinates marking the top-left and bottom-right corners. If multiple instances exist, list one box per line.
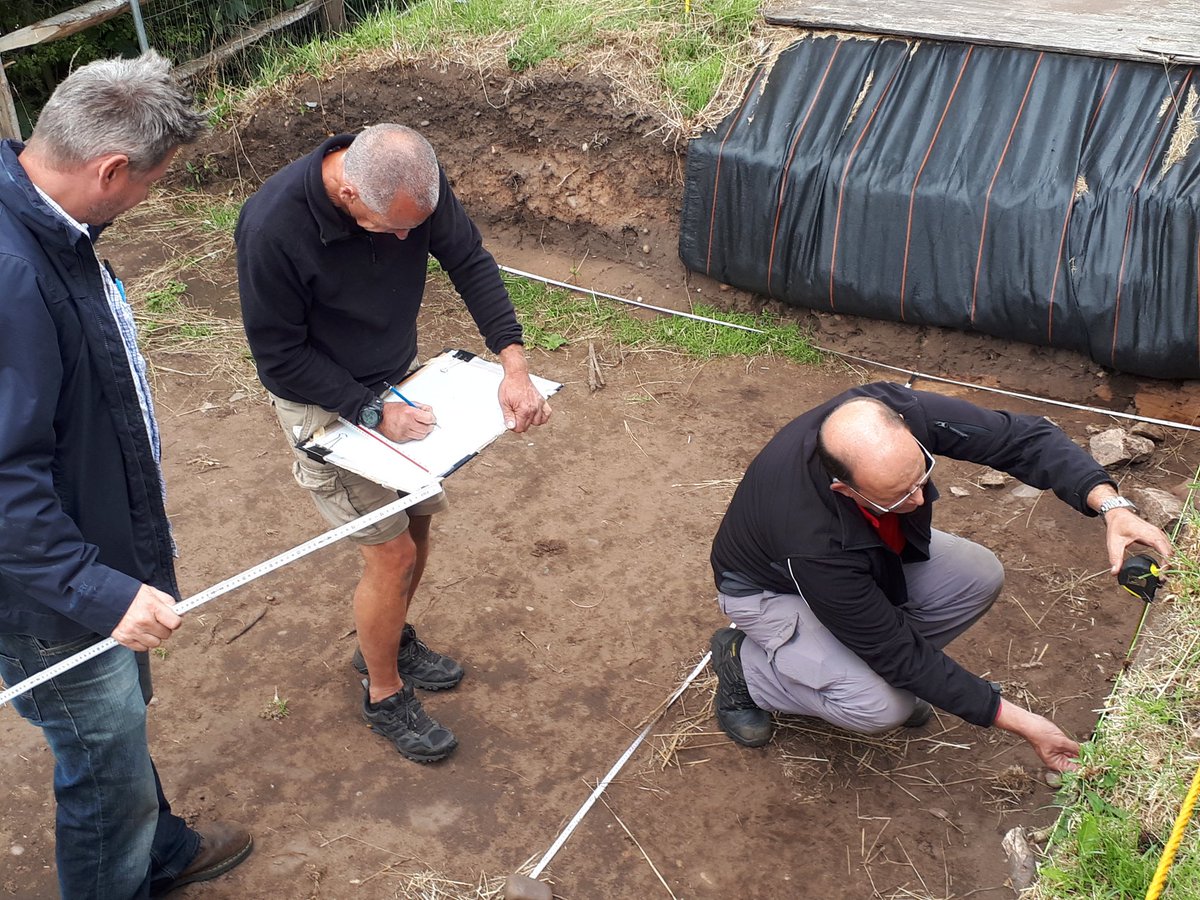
left=343, top=124, right=440, bottom=215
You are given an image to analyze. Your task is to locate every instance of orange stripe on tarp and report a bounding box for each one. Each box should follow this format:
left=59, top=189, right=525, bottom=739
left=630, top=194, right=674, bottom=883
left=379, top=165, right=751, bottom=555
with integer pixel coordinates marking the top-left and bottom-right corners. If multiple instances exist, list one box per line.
left=828, top=50, right=907, bottom=311
left=1047, top=62, right=1120, bottom=342
left=899, top=45, right=974, bottom=321
left=766, top=42, right=842, bottom=296
left=704, top=65, right=766, bottom=275
left=1111, top=70, right=1193, bottom=365
left=970, top=52, right=1044, bottom=324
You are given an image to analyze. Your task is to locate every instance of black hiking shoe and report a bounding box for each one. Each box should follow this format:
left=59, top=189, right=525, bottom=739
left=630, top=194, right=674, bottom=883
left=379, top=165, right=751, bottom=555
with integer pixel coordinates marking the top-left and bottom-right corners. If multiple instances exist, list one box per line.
left=903, top=698, right=933, bottom=728
left=361, top=680, right=458, bottom=762
left=352, top=623, right=465, bottom=691
left=710, top=628, right=773, bottom=748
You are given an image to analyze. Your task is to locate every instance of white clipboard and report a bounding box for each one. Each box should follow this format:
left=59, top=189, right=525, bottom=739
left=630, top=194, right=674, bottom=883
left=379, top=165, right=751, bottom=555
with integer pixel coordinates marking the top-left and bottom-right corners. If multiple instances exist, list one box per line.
left=299, top=349, right=562, bottom=493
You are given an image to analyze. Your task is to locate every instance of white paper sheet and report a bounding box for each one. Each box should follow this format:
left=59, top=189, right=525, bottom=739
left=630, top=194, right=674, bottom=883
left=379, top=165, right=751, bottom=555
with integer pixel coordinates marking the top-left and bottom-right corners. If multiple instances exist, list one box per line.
left=300, top=350, right=561, bottom=493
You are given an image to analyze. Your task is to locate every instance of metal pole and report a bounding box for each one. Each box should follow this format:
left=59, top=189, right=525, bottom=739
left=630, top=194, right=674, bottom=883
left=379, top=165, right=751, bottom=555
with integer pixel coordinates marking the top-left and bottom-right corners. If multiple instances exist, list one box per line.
left=128, top=0, right=149, bottom=52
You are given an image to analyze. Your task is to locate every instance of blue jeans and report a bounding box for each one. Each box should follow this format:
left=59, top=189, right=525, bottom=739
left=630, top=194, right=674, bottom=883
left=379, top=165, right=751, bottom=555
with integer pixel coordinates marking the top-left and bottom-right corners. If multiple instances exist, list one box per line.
left=0, top=633, right=199, bottom=899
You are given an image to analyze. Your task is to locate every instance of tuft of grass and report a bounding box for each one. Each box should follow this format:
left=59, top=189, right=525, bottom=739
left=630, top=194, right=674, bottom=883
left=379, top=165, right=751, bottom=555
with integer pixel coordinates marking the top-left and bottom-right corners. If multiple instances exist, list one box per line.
left=501, top=274, right=820, bottom=363
left=261, top=688, right=290, bottom=721
left=173, top=194, right=244, bottom=235
left=144, top=279, right=188, bottom=315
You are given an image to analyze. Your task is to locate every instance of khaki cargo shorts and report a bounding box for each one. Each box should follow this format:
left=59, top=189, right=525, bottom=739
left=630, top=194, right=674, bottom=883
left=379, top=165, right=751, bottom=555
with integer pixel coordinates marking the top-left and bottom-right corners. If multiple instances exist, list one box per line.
left=270, top=391, right=448, bottom=545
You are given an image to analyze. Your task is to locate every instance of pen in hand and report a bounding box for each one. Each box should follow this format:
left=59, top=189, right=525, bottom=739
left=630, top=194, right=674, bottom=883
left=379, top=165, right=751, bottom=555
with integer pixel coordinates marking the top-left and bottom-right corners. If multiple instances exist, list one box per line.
left=387, top=385, right=438, bottom=430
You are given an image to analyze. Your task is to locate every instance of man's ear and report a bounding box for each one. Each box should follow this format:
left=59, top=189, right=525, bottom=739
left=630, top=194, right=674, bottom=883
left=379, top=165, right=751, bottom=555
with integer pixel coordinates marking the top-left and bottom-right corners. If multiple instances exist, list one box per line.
left=95, top=154, right=130, bottom=186
left=338, top=183, right=359, bottom=206
left=829, top=480, right=854, bottom=500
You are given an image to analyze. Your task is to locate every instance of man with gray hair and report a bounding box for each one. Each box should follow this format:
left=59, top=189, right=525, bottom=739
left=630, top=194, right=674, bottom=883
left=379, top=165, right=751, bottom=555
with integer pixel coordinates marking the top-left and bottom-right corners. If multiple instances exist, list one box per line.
left=0, top=51, right=253, bottom=895
left=236, top=124, right=551, bottom=763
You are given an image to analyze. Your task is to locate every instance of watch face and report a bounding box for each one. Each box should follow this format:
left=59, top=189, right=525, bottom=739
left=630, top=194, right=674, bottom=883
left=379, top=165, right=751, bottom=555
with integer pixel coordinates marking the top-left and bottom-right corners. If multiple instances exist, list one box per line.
left=359, top=404, right=382, bottom=428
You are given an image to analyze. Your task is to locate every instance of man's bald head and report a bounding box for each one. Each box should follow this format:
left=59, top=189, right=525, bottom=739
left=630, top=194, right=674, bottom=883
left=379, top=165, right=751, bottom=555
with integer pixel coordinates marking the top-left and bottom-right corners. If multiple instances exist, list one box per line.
left=818, top=397, right=932, bottom=514
left=818, top=398, right=910, bottom=482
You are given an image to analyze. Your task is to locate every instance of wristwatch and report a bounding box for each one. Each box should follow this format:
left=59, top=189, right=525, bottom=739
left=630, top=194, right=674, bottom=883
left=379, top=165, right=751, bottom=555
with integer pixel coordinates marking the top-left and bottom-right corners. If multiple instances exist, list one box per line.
left=1098, top=495, right=1138, bottom=517
left=356, top=396, right=384, bottom=429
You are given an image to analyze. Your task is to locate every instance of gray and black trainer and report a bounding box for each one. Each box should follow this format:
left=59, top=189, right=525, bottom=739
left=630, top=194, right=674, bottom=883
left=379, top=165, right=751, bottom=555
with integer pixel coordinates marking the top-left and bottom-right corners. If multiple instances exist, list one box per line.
left=361, top=680, right=457, bottom=762
left=903, top=697, right=933, bottom=728
left=352, top=623, right=464, bottom=691
left=710, top=628, right=773, bottom=748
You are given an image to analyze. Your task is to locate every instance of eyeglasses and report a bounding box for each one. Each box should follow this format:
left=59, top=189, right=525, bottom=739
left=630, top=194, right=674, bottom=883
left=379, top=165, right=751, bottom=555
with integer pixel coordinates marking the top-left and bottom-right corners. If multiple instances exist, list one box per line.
left=836, top=439, right=936, bottom=514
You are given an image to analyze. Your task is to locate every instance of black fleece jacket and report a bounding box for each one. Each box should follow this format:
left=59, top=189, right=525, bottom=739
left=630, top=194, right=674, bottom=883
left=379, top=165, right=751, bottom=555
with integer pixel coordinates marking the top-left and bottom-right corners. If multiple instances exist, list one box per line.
left=236, top=134, right=523, bottom=421
left=711, top=382, right=1115, bottom=726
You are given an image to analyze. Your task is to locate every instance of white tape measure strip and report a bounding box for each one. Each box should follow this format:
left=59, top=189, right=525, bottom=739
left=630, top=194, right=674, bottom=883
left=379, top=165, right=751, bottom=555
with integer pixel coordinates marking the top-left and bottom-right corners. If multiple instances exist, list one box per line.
left=528, top=649, right=713, bottom=879
left=0, top=481, right=442, bottom=709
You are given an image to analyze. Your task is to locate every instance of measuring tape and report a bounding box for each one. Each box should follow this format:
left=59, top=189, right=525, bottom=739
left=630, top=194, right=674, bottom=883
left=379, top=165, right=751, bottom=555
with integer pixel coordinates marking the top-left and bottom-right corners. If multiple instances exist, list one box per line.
left=0, top=481, right=443, bottom=709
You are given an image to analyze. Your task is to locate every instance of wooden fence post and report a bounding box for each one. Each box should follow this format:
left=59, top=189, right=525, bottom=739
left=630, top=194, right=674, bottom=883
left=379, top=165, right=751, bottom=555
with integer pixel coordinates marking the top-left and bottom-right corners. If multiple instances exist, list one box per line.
left=0, top=56, right=21, bottom=140
left=320, top=0, right=346, bottom=33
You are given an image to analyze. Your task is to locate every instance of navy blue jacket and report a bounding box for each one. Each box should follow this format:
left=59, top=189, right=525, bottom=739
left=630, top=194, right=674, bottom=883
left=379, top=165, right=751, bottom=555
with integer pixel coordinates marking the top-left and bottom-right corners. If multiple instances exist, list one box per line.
left=0, top=140, right=178, bottom=641
left=236, top=134, right=524, bottom=421
left=711, top=382, right=1115, bottom=726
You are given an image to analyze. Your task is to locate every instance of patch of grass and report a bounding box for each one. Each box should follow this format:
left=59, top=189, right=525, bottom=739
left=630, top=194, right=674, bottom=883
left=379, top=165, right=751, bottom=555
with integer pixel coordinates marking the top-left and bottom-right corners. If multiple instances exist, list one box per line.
left=501, top=274, right=820, bottom=363
left=173, top=194, right=244, bottom=235
left=1029, top=503, right=1200, bottom=899
left=144, top=279, right=187, bottom=314
left=660, top=29, right=727, bottom=117
left=178, top=323, right=215, bottom=339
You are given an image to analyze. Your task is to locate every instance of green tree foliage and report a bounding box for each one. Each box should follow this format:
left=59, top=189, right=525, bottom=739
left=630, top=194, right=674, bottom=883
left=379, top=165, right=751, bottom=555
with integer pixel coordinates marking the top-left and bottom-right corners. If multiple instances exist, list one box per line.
left=2, top=1, right=141, bottom=128
left=2, top=0, right=309, bottom=133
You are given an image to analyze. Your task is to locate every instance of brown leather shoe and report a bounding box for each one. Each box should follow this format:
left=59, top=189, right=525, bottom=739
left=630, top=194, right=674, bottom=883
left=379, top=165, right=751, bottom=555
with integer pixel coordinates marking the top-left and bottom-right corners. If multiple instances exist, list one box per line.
left=157, top=822, right=253, bottom=895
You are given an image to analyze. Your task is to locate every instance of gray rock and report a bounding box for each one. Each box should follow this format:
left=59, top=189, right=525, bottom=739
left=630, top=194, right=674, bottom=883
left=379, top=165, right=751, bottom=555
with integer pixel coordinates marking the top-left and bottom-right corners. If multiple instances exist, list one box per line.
left=1089, top=429, right=1155, bottom=467
left=1127, top=486, right=1187, bottom=532
left=949, top=486, right=970, bottom=497
left=1012, top=484, right=1043, bottom=499
left=1002, top=826, right=1038, bottom=893
left=978, top=470, right=1008, bottom=488
left=1130, top=421, right=1167, bottom=443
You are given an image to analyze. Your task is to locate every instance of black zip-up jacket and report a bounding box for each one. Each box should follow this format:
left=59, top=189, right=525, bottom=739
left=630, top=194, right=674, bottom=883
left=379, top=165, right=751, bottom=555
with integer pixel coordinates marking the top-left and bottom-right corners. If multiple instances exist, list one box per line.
left=236, top=134, right=524, bottom=421
left=0, top=140, right=179, bottom=640
left=710, top=382, right=1114, bottom=726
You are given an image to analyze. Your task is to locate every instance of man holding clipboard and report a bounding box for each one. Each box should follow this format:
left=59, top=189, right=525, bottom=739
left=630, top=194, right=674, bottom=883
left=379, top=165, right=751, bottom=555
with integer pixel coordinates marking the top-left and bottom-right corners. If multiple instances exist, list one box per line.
left=236, top=124, right=551, bottom=762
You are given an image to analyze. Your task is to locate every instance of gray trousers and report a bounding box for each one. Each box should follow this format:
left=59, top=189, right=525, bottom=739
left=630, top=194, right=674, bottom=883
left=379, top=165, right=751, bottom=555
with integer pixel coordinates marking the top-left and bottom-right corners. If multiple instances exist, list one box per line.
left=719, top=530, right=1004, bottom=734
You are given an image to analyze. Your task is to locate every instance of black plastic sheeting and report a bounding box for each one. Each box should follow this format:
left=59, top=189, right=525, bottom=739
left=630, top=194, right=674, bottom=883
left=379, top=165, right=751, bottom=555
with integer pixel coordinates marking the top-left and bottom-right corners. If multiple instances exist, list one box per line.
left=679, top=36, right=1200, bottom=379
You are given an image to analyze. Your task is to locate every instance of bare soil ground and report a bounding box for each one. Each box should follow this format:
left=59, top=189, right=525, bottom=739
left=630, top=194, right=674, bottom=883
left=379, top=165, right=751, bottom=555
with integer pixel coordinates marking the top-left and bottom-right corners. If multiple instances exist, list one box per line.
left=3, top=60, right=1198, bottom=899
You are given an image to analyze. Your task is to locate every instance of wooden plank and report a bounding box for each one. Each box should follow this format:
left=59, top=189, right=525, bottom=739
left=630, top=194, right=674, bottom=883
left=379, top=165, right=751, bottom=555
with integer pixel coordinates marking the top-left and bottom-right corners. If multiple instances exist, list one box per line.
left=0, top=55, right=21, bottom=140
left=763, top=0, right=1200, bottom=66
left=174, top=0, right=323, bottom=81
left=0, top=0, right=155, bottom=55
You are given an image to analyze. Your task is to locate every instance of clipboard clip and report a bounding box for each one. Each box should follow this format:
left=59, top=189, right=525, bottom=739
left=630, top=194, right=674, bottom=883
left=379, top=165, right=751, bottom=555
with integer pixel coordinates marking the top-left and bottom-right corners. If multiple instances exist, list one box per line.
left=302, top=443, right=334, bottom=464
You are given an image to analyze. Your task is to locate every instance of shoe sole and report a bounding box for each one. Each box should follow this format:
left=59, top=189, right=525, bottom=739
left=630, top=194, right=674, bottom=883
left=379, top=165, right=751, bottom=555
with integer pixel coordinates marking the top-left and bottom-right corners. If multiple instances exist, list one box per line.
left=352, top=659, right=464, bottom=691
left=364, top=719, right=458, bottom=763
